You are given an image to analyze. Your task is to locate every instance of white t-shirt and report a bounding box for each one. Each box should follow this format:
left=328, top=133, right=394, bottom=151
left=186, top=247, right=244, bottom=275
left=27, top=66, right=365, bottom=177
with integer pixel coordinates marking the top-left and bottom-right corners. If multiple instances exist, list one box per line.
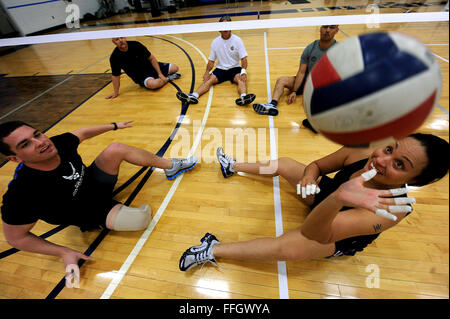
left=209, top=34, right=248, bottom=70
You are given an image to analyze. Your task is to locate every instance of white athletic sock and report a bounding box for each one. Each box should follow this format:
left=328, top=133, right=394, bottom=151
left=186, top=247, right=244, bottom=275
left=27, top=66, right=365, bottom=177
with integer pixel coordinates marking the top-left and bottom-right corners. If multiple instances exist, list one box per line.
left=192, top=92, right=199, bottom=98
left=240, top=93, right=246, bottom=98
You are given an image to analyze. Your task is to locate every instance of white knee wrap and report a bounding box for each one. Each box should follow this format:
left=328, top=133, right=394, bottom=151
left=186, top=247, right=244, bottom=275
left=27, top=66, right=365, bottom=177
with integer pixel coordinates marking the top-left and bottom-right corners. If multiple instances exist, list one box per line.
left=113, top=204, right=151, bottom=231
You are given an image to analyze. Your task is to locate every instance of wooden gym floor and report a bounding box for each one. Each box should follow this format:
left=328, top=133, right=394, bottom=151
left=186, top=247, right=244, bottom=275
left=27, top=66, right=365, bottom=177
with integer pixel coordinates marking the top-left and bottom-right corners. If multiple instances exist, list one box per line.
left=0, top=1, right=448, bottom=299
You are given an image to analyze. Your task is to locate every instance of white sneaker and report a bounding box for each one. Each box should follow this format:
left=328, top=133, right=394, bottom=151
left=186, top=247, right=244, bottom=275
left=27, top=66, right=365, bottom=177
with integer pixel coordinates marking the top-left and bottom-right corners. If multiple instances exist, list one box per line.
left=164, top=156, right=198, bottom=180
left=217, top=147, right=235, bottom=178
left=179, top=233, right=220, bottom=271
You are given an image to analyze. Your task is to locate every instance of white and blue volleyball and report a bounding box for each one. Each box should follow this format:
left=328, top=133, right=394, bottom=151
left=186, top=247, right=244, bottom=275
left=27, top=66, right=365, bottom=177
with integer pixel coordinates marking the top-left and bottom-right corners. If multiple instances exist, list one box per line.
left=303, top=31, right=442, bottom=146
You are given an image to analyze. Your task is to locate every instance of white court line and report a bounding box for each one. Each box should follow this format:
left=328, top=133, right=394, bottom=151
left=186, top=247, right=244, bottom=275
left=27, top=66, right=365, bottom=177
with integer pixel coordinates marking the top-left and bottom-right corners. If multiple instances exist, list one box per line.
left=264, top=32, right=290, bottom=300
left=100, top=36, right=214, bottom=299
left=0, top=12, right=447, bottom=47
left=432, top=53, right=449, bottom=63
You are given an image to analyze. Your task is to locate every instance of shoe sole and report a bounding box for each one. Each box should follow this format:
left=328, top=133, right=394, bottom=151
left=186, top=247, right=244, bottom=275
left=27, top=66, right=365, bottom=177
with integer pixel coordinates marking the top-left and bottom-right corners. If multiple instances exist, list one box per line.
left=176, top=92, right=198, bottom=105
left=253, top=103, right=279, bottom=116
left=166, top=161, right=197, bottom=180
left=235, top=93, right=256, bottom=106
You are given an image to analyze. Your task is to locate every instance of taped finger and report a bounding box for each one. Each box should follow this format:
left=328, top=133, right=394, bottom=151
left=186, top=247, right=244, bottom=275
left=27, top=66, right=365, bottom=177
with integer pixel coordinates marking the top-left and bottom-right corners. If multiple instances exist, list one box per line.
left=306, top=184, right=312, bottom=196
left=297, top=184, right=301, bottom=195
left=390, top=186, right=410, bottom=196
left=302, top=186, right=306, bottom=199
left=361, top=168, right=377, bottom=181
left=388, top=205, right=412, bottom=213
left=393, top=197, right=416, bottom=205
left=375, top=209, right=398, bottom=221
left=311, top=184, right=316, bottom=194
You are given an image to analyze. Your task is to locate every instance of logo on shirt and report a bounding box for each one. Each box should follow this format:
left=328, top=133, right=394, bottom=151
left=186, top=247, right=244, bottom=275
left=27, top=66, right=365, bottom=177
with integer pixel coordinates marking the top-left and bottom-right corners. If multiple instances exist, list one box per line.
left=230, top=46, right=235, bottom=51
left=62, top=162, right=80, bottom=181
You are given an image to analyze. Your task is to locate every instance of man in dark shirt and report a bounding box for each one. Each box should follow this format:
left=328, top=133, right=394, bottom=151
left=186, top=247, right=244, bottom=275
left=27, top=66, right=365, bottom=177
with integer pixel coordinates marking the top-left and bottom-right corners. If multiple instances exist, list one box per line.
left=252, top=25, right=339, bottom=133
left=0, top=120, right=198, bottom=284
left=106, top=37, right=181, bottom=99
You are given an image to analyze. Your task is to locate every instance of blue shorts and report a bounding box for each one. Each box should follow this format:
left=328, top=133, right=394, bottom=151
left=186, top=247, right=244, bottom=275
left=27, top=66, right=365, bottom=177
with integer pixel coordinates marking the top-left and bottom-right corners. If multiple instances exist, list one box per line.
left=139, top=62, right=171, bottom=88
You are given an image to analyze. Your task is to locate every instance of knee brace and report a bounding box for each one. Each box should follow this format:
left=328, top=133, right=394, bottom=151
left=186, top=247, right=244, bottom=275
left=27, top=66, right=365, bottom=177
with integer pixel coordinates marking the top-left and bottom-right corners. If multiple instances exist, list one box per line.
left=113, top=204, right=151, bottom=231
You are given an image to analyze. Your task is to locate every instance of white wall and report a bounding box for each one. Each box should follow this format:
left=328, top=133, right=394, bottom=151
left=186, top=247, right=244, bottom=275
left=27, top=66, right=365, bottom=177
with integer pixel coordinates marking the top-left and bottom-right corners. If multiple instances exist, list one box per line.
left=0, top=0, right=101, bottom=36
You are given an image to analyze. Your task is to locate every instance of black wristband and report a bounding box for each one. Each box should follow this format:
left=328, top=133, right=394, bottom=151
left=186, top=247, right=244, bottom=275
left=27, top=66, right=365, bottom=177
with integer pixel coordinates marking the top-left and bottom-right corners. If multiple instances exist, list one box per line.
left=111, top=122, right=118, bottom=130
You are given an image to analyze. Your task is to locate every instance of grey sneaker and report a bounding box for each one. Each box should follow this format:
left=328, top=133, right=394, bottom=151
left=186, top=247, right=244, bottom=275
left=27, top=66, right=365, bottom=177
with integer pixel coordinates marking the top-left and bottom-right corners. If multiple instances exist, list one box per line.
left=216, top=147, right=235, bottom=178
left=164, top=156, right=198, bottom=180
left=235, top=93, right=256, bottom=106
left=168, top=72, right=181, bottom=81
left=176, top=91, right=199, bottom=105
left=179, top=233, right=220, bottom=271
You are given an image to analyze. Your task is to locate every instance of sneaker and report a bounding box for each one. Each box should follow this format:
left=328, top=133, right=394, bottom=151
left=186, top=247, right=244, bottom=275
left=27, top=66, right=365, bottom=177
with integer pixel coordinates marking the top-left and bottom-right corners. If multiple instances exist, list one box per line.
left=235, top=93, right=256, bottom=106
left=179, top=233, right=220, bottom=271
left=253, top=103, right=279, bottom=116
left=168, top=72, right=181, bottom=81
left=176, top=91, right=198, bottom=105
left=216, top=147, right=235, bottom=178
left=302, top=119, right=318, bottom=134
left=164, top=156, right=198, bottom=180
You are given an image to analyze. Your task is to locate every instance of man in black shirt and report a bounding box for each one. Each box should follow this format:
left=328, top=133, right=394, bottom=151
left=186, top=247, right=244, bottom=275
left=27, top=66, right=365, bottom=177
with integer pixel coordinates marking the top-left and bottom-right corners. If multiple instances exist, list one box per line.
left=106, top=37, right=181, bottom=99
left=0, top=120, right=198, bottom=284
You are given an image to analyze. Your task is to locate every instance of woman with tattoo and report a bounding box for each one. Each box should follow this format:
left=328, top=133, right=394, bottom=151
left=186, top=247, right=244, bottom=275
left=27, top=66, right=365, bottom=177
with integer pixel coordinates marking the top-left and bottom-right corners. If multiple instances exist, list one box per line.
left=179, top=133, right=449, bottom=270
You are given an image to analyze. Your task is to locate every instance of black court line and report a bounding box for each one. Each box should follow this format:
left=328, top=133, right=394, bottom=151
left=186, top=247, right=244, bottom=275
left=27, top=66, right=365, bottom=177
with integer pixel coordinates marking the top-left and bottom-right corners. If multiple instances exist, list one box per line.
left=45, top=36, right=196, bottom=299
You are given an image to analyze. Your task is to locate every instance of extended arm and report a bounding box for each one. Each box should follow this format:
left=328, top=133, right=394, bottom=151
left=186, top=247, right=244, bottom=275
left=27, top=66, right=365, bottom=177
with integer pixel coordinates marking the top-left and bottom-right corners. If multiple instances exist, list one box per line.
left=3, top=221, right=90, bottom=272
left=71, top=121, right=133, bottom=143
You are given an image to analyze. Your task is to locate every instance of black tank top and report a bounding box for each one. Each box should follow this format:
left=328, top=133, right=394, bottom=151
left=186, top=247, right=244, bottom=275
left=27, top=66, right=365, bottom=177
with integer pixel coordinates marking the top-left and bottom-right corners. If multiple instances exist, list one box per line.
left=312, top=158, right=410, bottom=256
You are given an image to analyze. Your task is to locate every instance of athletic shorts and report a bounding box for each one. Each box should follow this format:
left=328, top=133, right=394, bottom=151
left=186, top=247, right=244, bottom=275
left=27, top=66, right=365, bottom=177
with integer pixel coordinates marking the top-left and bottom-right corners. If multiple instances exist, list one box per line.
left=139, top=62, right=171, bottom=88
left=212, top=67, right=242, bottom=84
left=78, top=161, right=120, bottom=231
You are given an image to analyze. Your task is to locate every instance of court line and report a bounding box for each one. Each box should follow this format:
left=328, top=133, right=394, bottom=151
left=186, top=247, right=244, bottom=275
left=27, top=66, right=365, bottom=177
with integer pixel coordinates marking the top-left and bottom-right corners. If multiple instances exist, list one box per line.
left=100, top=35, right=214, bottom=299
left=264, top=31, right=290, bottom=300
left=432, top=53, right=449, bottom=63
left=0, top=12, right=447, bottom=47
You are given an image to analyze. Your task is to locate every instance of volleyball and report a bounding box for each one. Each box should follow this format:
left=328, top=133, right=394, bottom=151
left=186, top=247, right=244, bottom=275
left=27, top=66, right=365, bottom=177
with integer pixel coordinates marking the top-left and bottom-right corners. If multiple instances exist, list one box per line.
left=303, top=31, right=442, bottom=146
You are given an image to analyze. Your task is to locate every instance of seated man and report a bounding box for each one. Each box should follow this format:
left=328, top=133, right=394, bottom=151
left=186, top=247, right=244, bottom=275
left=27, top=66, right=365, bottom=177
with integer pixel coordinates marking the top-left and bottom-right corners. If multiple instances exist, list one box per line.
left=175, top=16, right=256, bottom=107
left=106, top=37, right=181, bottom=99
left=252, top=25, right=339, bottom=133
left=0, top=120, right=197, bottom=281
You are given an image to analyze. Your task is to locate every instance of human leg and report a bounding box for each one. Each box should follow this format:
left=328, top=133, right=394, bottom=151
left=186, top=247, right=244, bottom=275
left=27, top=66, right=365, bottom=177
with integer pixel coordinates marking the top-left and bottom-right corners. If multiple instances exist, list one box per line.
left=144, top=77, right=168, bottom=89
left=94, top=142, right=172, bottom=175
left=252, top=76, right=295, bottom=115
left=105, top=203, right=152, bottom=231
left=93, top=142, right=198, bottom=178
left=233, top=73, right=256, bottom=106
left=175, top=75, right=218, bottom=104
left=179, top=228, right=335, bottom=271
left=217, top=148, right=315, bottom=205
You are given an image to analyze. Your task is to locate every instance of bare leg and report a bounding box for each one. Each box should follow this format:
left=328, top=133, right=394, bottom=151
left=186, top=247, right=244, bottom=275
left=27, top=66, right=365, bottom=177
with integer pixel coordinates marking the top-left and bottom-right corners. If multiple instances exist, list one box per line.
left=233, top=157, right=316, bottom=206
left=169, top=64, right=179, bottom=74
left=145, top=77, right=168, bottom=89
left=213, top=226, right=335, bottom=261
left=272, top=76, right=295, bottom=102
left=94, top=142, right=172, bottom=175
left=195, top=74, right=219, bottom=97
left=233, top=74, right=247, bottom=96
